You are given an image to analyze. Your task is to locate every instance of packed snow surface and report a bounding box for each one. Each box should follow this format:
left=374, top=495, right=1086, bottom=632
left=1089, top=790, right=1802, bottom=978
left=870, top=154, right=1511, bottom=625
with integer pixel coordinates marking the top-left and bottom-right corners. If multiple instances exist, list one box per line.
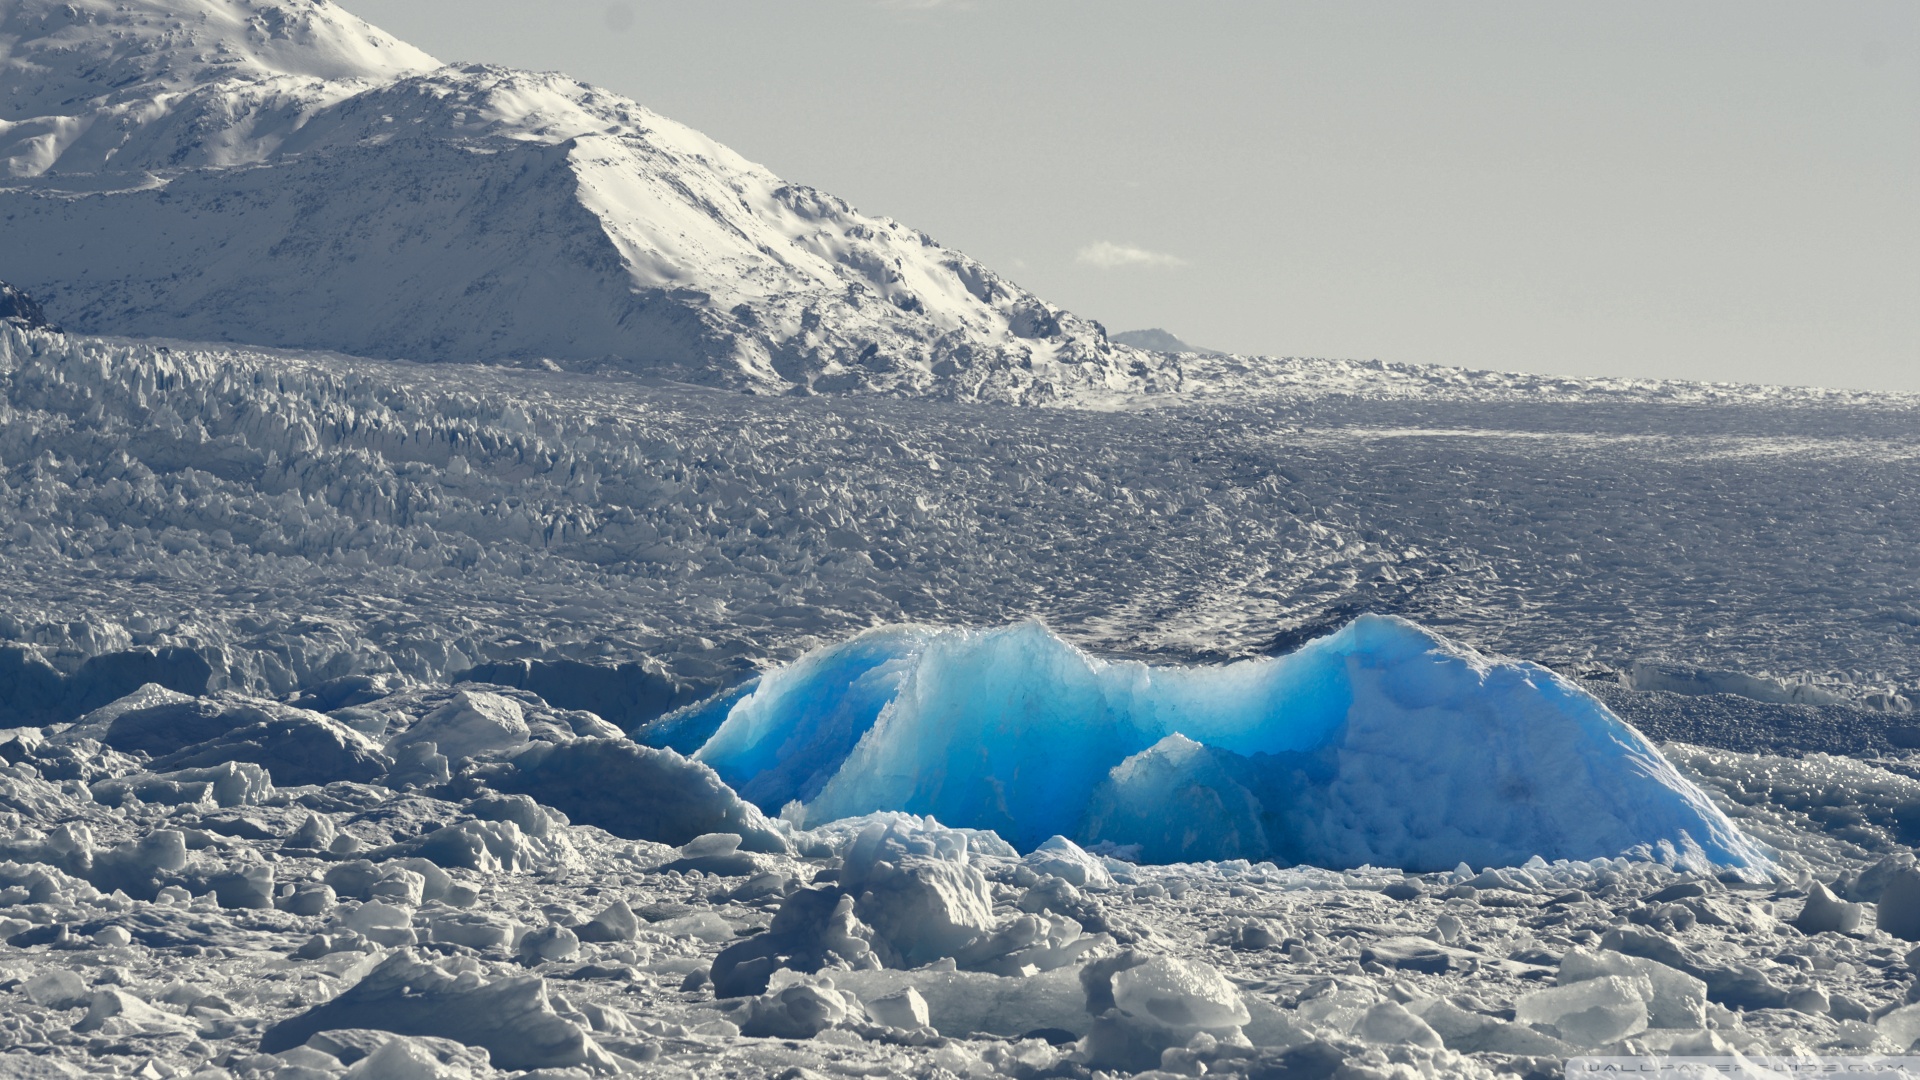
left=693, top=615, right=1765, bottom=870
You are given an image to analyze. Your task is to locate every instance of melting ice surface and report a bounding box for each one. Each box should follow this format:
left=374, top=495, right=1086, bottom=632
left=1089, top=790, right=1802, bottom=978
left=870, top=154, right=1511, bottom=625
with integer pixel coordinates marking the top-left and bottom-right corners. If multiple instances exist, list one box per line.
left=690, top=615, right=1766, bottom=871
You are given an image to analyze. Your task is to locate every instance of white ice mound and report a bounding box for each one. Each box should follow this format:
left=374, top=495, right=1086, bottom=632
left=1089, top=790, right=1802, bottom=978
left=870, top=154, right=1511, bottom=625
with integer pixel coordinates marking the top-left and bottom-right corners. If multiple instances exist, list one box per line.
left=386, top=689, right=528, bottom=762
left=695, top=615, right=1766, bottom=871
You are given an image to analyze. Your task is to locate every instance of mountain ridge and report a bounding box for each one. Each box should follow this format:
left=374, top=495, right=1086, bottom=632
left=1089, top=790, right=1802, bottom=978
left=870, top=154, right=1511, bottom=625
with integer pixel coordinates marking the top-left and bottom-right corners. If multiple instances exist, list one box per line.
left=0, top=0, right=1160, bottom=400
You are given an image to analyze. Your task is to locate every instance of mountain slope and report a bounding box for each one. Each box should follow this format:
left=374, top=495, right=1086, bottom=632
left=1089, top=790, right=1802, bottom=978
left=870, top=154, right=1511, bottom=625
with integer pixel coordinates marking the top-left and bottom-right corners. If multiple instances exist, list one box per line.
left=0, top=0, right=1154, bottom=398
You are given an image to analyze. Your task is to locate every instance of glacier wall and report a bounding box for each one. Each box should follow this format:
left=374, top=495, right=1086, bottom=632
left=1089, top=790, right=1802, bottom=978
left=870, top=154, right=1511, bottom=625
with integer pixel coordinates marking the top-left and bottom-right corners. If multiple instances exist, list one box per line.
left=694, top=616, right=1767, bottom=871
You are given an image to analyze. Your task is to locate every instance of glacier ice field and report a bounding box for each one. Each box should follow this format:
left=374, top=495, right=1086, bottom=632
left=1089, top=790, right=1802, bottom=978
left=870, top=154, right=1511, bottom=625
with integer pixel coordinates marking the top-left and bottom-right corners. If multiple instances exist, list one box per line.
left=2, top=0, right=1920, bottom=1074
left=6, top=320, right=1920, bottom=1078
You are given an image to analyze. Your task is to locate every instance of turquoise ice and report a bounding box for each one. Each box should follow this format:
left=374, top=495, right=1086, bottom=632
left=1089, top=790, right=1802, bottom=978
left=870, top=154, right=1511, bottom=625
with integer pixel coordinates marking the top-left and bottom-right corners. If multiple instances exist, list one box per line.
left=692, top=615, right=1766, bottom=871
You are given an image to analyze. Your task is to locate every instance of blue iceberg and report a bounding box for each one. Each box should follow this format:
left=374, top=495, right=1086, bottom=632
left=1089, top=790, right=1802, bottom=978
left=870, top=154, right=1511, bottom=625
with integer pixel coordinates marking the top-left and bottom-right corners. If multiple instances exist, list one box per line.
left=691, top=615, right=1765, bottom=871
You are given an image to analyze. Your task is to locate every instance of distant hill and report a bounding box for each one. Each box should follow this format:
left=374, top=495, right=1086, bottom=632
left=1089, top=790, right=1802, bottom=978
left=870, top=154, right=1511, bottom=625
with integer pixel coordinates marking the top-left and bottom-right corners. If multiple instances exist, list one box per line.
left=1110, top=328, right=1220, bottom=355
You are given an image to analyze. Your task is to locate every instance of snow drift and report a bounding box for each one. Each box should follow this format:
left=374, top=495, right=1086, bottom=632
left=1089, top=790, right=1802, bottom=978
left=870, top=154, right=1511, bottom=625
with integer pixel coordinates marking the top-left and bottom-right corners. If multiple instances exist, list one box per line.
left=693, top=615, right=1766, bottom=871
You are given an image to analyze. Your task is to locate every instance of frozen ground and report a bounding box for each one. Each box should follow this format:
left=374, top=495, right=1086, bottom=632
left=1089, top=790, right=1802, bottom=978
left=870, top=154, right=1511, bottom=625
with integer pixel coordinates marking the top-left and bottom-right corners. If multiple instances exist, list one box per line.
left=3, top=324, right=1920, bottom=1078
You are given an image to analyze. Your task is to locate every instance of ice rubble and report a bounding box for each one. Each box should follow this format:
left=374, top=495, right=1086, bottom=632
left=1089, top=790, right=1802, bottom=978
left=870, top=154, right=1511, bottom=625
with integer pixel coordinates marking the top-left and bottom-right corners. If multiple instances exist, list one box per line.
left=1, top=673, right=1918, bottom=1079
left=695, top=615, right=1766, bottom=870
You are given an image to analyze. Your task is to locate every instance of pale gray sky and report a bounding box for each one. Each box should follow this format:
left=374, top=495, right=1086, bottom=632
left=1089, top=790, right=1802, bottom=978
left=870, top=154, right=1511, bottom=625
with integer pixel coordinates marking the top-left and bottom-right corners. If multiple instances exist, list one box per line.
left=347, top=0, right=1918, bottom=392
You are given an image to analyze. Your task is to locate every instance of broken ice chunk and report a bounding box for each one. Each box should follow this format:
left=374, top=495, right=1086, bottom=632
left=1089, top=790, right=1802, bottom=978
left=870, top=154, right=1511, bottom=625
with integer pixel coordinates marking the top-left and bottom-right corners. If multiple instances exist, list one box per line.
left=1786, top=987, right=1830, bottom=1015
left=493, top=737, right=790, bottom=853
left=839, top=820, right=996, bottom=967
left=663, top=831, right=762, bottom=875
left=73, top=988, right=181, bottom=1033
left=151, top=707, right=388, bottom=786
left=367, top=867, right=426, bottom=906
left=424, top=911, right=516, bottom=952
left=1110, top=956, right=1250, bottom=1033
left=1557, top=946, right=1706, bottom=1029
left=652, top=911, right=736, bottom=944
left=387, top=741, right=450, bottom=787
left=338, top=901, right=416, bottom=948
left=519, top=925, right=580, bottom=965
left=64, top=683, right=194, bottom=743
left=864, top=986, right=931, bottom=1030
left=260, top=949, right=615, bottom=1072
left=1356, top=1001, right=1444, bottom=1049
left=1879, top=1002, right=1920, bottom=1051
left=387, top=690, right=528, bottom=762
left=339, top=1037, right=445, bottom=1078
left=272, top=1045, right=347, bottom=1075
left=88, top=829, right=189, bottom=898
left=574, top=899, right=639, bottom=943
left=834, top=966, right=1089, bottom=1040
left=1514, top=974, right=1651, bottom=1048
left=323, top=861, right=384, bottom=901
left=288, top=812, right=338, bottom=852
left=710, top=886, right=881, bottom=997
left=1794, top=881, right=1865, bottom=934
left=1359, top=936, right=1471, bottom=975
left=385, top=858, right=455, bottom=903
left=100, top=698, right=253, bottom=755
left=304, top=1029, right=494, bottom=1074
left=23, top=968, right=88, bottom=1008
left=684, top=833, right=738, bottom=857
left=90, top=760, right=273, bottom=809
left=1022, top=835, right=1114, bottom=890
left=89, top=925, right=131, bottom=947
left=1408, top=998, right=1572, bottom=1056
left=1879, top=869, right=1920, bottom=940
left=372, top=817, right=557, bottom=874
left=736, top=980, right=860, bottom=1038
left=206, top=857, right=275, bottom=910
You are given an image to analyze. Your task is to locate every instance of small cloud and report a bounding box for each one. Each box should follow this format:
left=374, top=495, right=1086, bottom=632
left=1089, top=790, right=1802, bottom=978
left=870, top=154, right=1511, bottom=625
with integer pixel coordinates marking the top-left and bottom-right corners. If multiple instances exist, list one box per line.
left=1075, top=241, right=1188, bottom=270
left=602, top=2, right=636, bottom=32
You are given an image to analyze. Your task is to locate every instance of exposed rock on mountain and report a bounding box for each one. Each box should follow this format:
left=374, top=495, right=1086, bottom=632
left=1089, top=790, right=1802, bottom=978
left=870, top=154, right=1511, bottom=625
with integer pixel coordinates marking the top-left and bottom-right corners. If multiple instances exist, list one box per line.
left=0, top=281, right=51, bottom=329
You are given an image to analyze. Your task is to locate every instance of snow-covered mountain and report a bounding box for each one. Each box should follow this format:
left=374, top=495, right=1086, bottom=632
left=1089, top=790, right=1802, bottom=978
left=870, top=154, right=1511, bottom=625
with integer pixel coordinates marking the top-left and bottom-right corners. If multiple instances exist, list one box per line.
left=0, top=0, right=1153, bottom=398
left=1110, top=328, right=1219, bottom=355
